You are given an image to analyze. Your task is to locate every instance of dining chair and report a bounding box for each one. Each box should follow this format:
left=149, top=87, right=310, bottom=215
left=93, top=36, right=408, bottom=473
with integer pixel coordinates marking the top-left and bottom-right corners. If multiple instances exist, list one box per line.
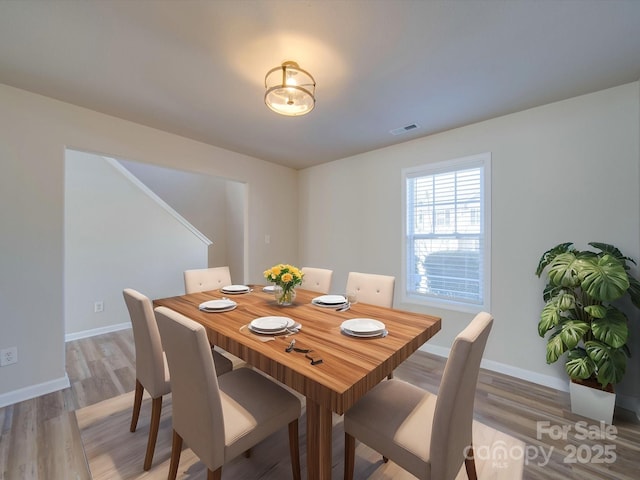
left=184, top=266, right=232, bottom=294
left=301, top=266, right=333, bottom=294
left=154, top=306, right=302, bottom=480
left=343, top=311, right=493, bottom=480
left=345, top=271, right=395, bottom=308
left=123, top=288, right=233, bottom=471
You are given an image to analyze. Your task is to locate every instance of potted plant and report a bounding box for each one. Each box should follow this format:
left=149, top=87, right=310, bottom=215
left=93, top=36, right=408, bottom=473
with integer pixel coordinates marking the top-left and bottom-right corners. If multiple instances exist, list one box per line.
left=535, top=242, right=640, bottom=423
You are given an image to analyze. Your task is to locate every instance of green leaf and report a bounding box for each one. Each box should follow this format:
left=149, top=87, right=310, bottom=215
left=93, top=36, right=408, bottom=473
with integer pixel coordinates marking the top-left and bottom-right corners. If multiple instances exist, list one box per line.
left=585, top=341, right=628, bottom=387
left=565, top=348, right=595, bottom=380
left=539, top=299, right=563, bottom=336
left=536, top=242, right=573, bottom=277
left=559, top=320, right=590, bottom=350
left=627, top=275, right=640, bottom=309
left=591, top=307, right=629, bottom=348
left=547, top=252, right=580, bottom=287
left=546, top=330, right=566, bottom=364
left=589, top=242, right=636, bottom=266
left=577, top=254, right=629, bottom=302
left=584, top=304, right=607, bottom=318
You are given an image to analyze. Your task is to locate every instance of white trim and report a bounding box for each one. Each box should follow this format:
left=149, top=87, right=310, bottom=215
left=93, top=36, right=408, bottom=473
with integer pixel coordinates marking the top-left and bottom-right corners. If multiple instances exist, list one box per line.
left=104, top=156, right=212, bottom=246
left=418, top=343, right=569, bottom=392
left=0, top=375, right=70, bottom=409
left=65, top=322, right=131, bottom=342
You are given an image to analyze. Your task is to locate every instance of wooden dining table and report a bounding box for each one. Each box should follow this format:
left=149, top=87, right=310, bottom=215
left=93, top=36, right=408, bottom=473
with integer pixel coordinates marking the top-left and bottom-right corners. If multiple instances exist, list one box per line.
left=153, top=286, right=441, bottom=480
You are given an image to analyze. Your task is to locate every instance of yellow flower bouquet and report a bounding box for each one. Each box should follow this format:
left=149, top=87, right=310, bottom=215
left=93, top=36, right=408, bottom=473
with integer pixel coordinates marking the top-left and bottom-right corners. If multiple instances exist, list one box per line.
left=264, top=264, right=304, bottom=305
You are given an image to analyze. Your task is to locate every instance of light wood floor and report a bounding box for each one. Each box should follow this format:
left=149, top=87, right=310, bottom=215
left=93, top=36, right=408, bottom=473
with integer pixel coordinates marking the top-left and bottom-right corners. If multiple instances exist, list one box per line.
left=1, top=328, right=639, bottom=479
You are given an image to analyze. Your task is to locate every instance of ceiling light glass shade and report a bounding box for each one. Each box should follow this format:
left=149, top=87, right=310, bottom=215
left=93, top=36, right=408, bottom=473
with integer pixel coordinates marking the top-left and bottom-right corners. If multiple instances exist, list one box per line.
left=264, top=61, right=315, bottom=116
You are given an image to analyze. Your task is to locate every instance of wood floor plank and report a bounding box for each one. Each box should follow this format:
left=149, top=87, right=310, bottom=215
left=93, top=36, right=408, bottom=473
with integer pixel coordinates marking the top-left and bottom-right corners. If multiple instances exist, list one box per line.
left=0, top=328, right=638, bottom=479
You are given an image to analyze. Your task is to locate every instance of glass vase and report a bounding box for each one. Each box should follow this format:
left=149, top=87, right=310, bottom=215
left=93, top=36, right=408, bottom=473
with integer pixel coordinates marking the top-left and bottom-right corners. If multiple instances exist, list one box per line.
left=274, top=286, right=296, bottom=306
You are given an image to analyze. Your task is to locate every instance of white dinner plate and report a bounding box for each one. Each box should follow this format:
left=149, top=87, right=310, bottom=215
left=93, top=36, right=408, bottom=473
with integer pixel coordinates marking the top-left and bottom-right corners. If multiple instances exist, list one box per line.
left=341, top=327, right=386, bottom=338
left=199, top=299, right=237, bottom=312
left=312, top=295, right=347, bottom=307
left=250, top=316, right=295, bottom=333
left=262, top=285, right=277, bottom=293
left=340, top=318, right=385, bottom=334
left=221, top=284, right=250, bottom=294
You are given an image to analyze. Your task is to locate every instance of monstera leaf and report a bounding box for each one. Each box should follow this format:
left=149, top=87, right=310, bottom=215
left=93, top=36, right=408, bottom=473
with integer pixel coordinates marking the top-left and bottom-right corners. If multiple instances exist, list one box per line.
left=591, top=307, right=629, bottom=348
left=565, top=348, right=596, bottom=380
left=585, top=341, right=628, bottom=387
left=577, top=254, right=629, bottom=302
left=547, top=252, right=580, bottom=287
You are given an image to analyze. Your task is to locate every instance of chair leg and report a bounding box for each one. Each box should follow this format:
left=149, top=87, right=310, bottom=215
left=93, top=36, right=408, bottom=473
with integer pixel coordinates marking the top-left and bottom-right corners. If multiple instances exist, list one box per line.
left=465, top=445, right=478, bottom=480
left=344, top=432, right=355, bottom=480
left=288, top=419, right=301, bottom=480
left=130, top=379, right=144, bottom=432
left=208, top=467, right=222, bottom=480
left=143, top=396, right=163, bottom=470
left=168, top=430, right=183, bottom=480
left=387, top=371, right=394, bottom=380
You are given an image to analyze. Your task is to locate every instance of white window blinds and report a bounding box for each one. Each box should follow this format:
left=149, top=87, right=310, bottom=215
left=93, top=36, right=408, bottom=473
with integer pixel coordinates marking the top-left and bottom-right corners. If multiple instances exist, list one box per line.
left=404, top=153, right=490, bottom=309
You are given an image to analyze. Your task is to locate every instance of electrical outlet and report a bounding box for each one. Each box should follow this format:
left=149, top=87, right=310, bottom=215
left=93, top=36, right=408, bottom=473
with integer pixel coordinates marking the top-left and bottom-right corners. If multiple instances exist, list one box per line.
left=94, top=301, right=104, bottom=313
left=0, top=347, right=18, bottom=366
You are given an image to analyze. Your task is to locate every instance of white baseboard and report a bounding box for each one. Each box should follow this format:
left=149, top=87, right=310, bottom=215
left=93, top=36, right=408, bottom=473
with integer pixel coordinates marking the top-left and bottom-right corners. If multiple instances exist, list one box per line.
left=0, top=375, right=70, bottom=409
left=418, top=343, right=569, bottom=392
left=65, top=322, right=131, bottom=342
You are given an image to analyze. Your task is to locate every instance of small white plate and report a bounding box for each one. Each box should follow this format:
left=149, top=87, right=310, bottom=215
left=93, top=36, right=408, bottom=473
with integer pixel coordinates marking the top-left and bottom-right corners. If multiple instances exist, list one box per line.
left=221, top=284, right=250, bottom=294
left=341, top=327, right=385, bottom=338
left=312, top=295, right=347, bottom=307
left=250, top=316, right=295, bottom=333
left=262, top=285, right=277, bottom=293
left=341, top=318, right=385, bottom=334
left=199, top=299, right=237, bottom=311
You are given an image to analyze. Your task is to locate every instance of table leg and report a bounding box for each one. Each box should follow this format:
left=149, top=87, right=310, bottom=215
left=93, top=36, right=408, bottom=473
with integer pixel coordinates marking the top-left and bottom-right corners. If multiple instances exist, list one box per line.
left=306, top=398, right=333, bottom=480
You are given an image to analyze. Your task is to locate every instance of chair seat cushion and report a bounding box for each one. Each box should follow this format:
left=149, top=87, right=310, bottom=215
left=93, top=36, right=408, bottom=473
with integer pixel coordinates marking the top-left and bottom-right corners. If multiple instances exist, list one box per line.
left=345, top=379, right=436, bottom=479
left=218, top=368, right=301, bottom=460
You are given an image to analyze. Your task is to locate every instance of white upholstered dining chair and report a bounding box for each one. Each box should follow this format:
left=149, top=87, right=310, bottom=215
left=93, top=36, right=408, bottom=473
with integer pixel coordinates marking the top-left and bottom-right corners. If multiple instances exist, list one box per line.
left=345, top=271, right=395, bottom=308
left=184, top=266, right=232, bottom=294
left=154, top=306, right=302, bottom=480
left=301, top=266, right=333, bottom=294
left=343, top=311, right=493, bottom=480
left=123, top=289, right=233, bottom=471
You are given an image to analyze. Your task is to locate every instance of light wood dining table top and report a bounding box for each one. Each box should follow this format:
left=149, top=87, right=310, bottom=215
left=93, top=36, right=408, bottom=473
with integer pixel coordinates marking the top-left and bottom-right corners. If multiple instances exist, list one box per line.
left=153, top=285, right=441, bottom=480
left=153, top=286, right=441, bottom=415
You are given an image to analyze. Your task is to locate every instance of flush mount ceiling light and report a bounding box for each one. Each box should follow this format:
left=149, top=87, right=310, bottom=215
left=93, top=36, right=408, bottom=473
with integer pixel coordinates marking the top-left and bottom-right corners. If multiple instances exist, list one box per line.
left=264, top=61, right=316, bottom=116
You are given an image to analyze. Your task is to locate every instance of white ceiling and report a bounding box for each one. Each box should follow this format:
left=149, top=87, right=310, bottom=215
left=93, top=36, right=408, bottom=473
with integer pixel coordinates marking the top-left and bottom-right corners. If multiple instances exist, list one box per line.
left=1, top=0, right=639, bottom=170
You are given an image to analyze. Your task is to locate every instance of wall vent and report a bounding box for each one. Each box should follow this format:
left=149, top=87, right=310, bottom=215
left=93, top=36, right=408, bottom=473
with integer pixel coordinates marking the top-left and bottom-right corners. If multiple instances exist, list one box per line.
left=390, top=123, right=420, bottom=136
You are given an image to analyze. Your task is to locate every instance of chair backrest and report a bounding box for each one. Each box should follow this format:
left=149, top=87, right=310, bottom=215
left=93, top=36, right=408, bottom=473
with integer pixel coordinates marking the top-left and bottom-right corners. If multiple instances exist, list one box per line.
left=430, top=312, right=493, bottom=480
left=122, top=288, right=167, bottom=397
left=155, top=306, right=226, bottom=469
left=345, top=271, right=395, bottom=307
left=184, top=266, right=232, bottom=294
left=301, top=267, right=333, bottom=294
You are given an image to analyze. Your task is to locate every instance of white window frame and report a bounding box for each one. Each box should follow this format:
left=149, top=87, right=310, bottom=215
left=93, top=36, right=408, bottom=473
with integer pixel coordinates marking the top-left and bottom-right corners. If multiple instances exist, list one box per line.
left=401, top=153, right=491, bottom=313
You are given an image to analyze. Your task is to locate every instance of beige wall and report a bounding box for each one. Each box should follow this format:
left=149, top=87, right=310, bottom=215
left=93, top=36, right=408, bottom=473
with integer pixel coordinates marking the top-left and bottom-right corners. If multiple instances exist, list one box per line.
left=0, top=83, right=297, bottom=405
left=299, top=82, right=640, bottom=408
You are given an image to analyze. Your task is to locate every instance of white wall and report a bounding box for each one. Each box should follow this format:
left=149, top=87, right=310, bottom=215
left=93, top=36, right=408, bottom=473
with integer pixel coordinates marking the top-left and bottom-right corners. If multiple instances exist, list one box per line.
left=299, top=82, right=640, bottom=407
left=118, top=158, right=246, bottom=276
left=0, top=83, right=297, bottom=406
left=64, top=150, right=209, bottom=336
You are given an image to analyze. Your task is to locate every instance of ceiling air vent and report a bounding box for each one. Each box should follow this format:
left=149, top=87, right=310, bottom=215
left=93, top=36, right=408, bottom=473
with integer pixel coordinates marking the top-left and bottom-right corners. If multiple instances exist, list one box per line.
left=390, top=123, right=420, bottom=136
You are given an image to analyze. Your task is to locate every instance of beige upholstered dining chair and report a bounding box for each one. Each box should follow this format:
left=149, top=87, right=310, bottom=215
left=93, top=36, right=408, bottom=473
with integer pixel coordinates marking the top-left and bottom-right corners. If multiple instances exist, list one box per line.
left=344, top=312, right=493, bottom=480
left=345, top=271, right=395, bottom=307
left=154, top=306, right=302, bottom=480
left=301, top=266, right=333, bottom=294
left=123, top=289, right=233, bottom=471
left=184, top=266, right=232, bottom=294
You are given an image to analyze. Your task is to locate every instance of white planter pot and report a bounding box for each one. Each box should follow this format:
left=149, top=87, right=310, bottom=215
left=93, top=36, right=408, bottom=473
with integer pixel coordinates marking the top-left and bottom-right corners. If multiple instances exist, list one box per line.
left=570, top=381, right=616, bottom=424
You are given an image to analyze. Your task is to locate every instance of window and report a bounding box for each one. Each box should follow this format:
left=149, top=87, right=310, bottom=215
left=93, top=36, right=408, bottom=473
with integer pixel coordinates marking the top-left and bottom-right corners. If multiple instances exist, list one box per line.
left=402, top=153, right=491, bottom=311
